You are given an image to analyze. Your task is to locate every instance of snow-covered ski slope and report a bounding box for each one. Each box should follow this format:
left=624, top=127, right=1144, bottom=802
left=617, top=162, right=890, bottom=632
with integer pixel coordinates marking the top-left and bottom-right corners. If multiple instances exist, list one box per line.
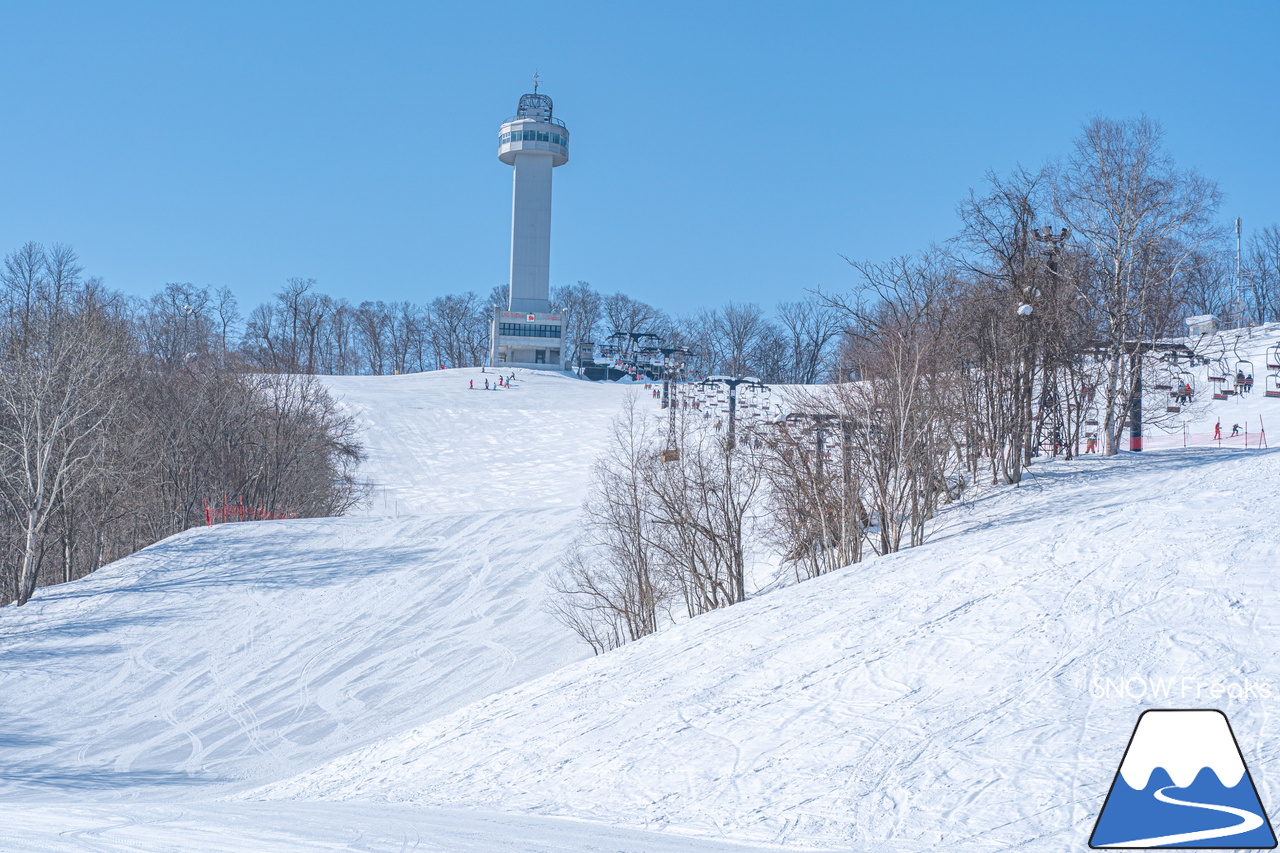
left=321, top=369, right=624, bottom=515
left=3, top=368, right=762, bottom=851
left=6, top=328, right=1280, bottom=851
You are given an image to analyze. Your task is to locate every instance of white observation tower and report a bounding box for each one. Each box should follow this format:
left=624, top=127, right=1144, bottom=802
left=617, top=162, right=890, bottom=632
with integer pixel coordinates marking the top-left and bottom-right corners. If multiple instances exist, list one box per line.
left=490, top=76, right=570, bottom=369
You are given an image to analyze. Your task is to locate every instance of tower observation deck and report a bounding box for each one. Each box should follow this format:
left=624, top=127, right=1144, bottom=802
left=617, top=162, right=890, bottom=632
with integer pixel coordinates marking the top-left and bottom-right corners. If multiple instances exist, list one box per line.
left=490, top=82, right=570, bottom=369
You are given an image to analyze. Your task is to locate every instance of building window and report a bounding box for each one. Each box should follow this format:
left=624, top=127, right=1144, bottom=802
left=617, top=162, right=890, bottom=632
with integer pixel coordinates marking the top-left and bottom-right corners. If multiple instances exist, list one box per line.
left=502, top=130, right=567, bottom=149
left=498, top=323, right=561, bottom=338
left=535, top=350, right=546, bottom=364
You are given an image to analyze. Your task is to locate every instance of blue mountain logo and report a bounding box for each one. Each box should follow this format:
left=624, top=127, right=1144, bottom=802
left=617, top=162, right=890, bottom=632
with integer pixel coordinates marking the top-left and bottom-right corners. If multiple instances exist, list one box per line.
left=1091, top=709, right=1276, bottom=848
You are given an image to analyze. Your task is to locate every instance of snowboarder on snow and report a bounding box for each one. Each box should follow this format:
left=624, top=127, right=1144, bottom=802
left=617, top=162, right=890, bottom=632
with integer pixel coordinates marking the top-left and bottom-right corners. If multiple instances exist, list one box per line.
left=484, top=379, right=489, bottom=390
left=469, top=380, right=474, bottom=389
left=1232, top=423, right=1241, bottom=437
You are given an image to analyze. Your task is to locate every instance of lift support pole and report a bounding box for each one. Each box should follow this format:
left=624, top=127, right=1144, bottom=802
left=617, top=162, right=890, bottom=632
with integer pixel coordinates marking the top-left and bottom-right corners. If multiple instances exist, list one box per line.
left=1129, top=351, right=1143, bottom=452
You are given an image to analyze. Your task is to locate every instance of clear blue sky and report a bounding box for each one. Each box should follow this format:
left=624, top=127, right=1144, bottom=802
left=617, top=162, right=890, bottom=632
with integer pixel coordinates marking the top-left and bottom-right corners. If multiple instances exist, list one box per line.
left=1, top=1, right=1276, bottom=315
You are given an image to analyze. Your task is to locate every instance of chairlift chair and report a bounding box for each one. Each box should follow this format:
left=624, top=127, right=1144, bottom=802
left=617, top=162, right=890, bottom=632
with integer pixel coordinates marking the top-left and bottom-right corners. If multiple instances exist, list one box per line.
left=1268, top=344, right=1280, bottom=371
left=1267, top=374, right=1280, bottom=399
left=1170, top=372, right=1195, bottom=405
left=1235, top=360, right=1255, bottom=393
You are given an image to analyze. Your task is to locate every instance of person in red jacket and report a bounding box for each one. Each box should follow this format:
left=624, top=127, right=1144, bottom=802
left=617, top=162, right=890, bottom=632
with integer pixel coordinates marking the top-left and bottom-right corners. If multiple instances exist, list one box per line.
left=1214, top=420, right=1222, bottom=440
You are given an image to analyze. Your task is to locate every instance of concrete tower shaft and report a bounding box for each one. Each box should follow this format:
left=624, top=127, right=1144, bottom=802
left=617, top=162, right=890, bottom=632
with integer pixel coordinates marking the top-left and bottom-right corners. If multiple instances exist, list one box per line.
left=497, top=91, right=568, bottom=314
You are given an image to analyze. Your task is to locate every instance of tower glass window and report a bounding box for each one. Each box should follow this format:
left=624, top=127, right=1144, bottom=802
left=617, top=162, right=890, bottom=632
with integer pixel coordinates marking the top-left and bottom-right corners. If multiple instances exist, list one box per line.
left=499, top=323, right=561, bottom=338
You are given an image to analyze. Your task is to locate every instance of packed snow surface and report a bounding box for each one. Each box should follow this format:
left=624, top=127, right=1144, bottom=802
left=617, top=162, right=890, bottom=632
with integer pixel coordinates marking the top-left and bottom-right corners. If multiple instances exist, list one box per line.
left=6, top=329, right=1280, bottom=851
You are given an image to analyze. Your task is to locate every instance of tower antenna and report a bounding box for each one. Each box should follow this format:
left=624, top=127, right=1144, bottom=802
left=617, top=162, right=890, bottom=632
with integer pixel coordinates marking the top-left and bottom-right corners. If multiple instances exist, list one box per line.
left=533, top=70, right=540, bottom=93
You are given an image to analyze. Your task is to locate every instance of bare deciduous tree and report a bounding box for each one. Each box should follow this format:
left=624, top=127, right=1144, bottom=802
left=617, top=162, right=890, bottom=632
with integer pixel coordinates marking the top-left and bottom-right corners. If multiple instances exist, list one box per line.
left=1055, top=116, right=1222, bottom=455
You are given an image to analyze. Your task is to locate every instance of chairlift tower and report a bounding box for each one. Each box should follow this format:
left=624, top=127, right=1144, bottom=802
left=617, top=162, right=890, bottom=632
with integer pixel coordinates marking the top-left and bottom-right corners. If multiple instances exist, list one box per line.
left=489, top=75, right=571, bottom=369
left=698, top=375, right=770, bottom=449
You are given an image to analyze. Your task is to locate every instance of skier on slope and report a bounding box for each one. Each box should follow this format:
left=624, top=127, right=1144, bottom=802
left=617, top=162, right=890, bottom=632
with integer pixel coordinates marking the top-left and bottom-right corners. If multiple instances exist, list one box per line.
left=1233, top=423, right=1241, bottom=437
left=1214, top=420, right=1222, bottom=440
left=484, top=379, right=489, bottom=390
left=469, top=380, right=474, bottom=389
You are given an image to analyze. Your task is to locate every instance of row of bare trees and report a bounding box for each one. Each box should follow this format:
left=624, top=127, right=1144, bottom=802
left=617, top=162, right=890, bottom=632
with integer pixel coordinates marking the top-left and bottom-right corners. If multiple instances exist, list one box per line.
left=0, top=245, right=364, bottom=606
left=552, top=114, right=1253, bottom=652
left=237, top=279, right=496, bottom=374
left=549, top=399, right=763, bottom=653
left=149, top=274, right=840, bottom=383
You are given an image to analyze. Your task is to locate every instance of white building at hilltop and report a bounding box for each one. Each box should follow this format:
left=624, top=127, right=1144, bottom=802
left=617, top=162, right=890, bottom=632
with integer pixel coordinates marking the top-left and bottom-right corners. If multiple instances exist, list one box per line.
left=490, top=80, right=569, bottom=369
